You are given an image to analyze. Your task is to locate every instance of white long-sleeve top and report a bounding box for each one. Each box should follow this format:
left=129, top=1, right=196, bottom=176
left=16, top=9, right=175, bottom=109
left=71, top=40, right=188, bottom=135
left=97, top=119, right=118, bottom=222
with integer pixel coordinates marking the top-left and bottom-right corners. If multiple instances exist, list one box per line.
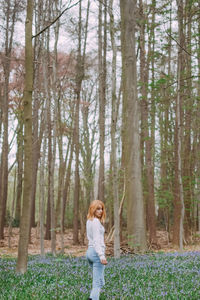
left=86, top=217, right=106, bottom=260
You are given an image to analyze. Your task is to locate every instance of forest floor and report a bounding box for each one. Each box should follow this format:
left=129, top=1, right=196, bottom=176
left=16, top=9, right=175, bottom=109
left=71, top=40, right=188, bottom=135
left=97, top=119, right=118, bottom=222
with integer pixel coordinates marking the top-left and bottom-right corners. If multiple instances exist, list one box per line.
left=0, top=227, right=200, bottom=258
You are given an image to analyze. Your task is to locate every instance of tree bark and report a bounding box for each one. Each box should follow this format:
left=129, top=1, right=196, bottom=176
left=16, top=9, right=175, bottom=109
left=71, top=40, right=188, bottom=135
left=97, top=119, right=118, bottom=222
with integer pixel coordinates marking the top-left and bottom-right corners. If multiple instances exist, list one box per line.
left=43, top=28, right=51, bottom=241
left=15, top=115, right=23, bottom=225
left=109, top=0, right=120, bottom=258
left=97, top=0, right=106, bottom=202
left=39, top=125, right=46, bottom=258
left=158, top=2, right=172, bottom=234
left=8, top=167, right=17, bottom=248
left=120, top=0, right=147, bottom=252
left=182, top=0, right=192, bottom=242
left=73, top=0, right=90, bottom=244
left=49, top=5, right=60, bottom=254
left=16, top=0, right=33, bottom=273
left=172, top=0, right=185, bottom=250
left=73, top=1, right=82, bottom=244
left=0, top=0, right=17, bottom=239
left=139, top=0, right=157, bottom=245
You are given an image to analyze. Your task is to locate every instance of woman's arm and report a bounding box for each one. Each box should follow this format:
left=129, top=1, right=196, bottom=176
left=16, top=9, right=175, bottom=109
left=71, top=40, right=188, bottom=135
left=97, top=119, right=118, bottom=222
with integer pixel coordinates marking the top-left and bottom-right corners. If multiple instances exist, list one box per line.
left=92, top=219, right=106, bottom=261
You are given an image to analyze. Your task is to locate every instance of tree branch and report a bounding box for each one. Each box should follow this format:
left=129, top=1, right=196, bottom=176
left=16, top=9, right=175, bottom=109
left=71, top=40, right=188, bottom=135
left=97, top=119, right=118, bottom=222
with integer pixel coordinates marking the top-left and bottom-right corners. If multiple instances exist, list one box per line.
left=8, top=160, right=16, bottom=174
left=166, top=31, right=197, bottom=58
left=32, top=0, right=82, bottom=39
left=165, top=75, right=200, bottom=89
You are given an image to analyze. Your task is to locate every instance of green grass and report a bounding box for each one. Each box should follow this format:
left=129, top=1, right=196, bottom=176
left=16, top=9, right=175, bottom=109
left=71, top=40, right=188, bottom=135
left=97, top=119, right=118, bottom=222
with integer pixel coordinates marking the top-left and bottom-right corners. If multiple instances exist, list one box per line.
left=0, top=252, right=200, bottom=299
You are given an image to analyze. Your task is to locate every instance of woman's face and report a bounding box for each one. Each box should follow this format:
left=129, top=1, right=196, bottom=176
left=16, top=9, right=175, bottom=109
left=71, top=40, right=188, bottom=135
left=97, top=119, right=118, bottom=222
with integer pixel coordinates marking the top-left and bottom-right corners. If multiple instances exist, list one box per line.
left=94, top=205, right=103, bottom=219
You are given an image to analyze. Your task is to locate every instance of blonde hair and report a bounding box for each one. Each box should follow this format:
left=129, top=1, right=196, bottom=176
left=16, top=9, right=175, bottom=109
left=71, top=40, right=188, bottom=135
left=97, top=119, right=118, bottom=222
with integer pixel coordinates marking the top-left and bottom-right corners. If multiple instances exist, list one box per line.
left=87, top=200, right=106, bottom=223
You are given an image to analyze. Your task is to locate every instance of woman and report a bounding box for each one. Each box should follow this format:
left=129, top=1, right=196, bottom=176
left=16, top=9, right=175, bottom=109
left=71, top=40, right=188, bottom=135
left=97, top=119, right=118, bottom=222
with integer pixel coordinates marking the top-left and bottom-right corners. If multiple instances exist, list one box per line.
left=86, top=200, right=108, bottom=300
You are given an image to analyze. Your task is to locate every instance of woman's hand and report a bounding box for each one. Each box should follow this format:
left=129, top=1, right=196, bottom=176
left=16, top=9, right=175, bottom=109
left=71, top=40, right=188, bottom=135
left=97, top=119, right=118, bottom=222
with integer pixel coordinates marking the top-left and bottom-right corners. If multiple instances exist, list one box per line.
left=101, top=258, right=108, bottom=265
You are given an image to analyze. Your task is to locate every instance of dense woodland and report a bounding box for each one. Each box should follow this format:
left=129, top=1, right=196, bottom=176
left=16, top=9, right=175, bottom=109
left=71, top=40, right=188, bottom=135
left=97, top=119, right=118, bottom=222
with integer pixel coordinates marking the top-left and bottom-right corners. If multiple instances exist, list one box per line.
left=0, top=0, right=200, bottom=272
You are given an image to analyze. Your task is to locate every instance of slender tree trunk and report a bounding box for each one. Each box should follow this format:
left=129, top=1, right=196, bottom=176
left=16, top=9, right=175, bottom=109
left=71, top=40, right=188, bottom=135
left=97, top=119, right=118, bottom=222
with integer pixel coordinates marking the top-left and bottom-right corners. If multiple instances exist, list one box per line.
left=139, top=0, right=157, bottom=245
left=8, top=167, right=16, bottom=248
left=109, top=0, right=120, bottom=258
left=62, top=139, right=74, bottom=230
left=98, top=0, right=106, bottom=202
left=39, top=38, right=49, bottom=255
left=0, top=85, right=2, bottom=139
left=182, top=0, right=192, bottom=242
left=30, top=0, right=45, bottom=234
left=49, top=9, right=60, bottom=254
left=158, top=2, right=172, bottom=234
left=59, top=134, right=67, bottom=254
left=56, top=102, right=65, bottom=227
left=73, top=1, right=83, bottom=244
left=148, top=0, right=157, bottom=245
left=73, top=0, right=90, bottom=244
left=139, top=0, right=147, bottom=212
left=16, top=0, right=33, bottom=273
left=0, top=70, right=9, bottom=239
left=197, top=1, right=200, bottom=232
left=78, top=1, right=93, bottom=243
left=43, top=35, right=51, bottom=241
left=73, top=99, right=80, bottom=244
left=81, top=98, right=95, bottom=207
left=30, top=98, right=40, bottom=230
left=39, top=131, right=46, bottom=258
left=15, top=115, right=23, bottom=224
left=172, top=0, right=185, bottom=250
left=0, top=0, right=17, bottom=239
left=50, top=108, right=56, bottom=255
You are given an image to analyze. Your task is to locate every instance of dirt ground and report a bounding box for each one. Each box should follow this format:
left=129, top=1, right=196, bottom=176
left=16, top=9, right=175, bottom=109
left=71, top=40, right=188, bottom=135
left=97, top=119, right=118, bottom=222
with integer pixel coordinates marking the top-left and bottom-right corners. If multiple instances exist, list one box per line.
left=0, top=227, right=87, bottom=258
left=0, top=227, right=200, bottom=258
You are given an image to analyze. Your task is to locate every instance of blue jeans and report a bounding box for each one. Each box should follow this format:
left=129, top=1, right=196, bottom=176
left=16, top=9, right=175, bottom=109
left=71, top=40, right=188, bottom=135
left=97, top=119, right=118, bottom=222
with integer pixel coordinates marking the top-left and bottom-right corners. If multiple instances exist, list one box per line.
left=86, top=247, right=105, bottom=300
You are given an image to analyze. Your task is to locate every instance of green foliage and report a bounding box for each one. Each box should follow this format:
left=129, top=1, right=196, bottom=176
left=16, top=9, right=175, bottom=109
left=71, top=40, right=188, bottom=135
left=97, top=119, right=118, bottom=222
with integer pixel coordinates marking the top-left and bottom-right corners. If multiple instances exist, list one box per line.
left=156, top=179, right=174, bottom=209
left=5, top=211, right=20, bottom=228
left=11, top=218, right=20, bottom=228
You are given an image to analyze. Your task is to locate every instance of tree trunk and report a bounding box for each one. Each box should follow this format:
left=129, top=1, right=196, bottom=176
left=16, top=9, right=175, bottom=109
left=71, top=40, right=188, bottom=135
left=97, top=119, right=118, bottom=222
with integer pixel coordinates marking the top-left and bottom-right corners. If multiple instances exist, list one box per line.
left=73, top=1, right=83, bottom=244
left=182, top=0, right=192, bottom=242
left=158, top=1, right=173, bottom=235
left=97, top=0, right=106, bottom=202
left=62, top=139, right=74, bottom=230
left=56, top=102, right=65, bottom=227
left=43, top=35, right=51, bottom=241
left=0, top=0, right=17, bottom=239
left=16, top=0, right=33, bottom=273
left=8, top=167, right=17, bottom=248
left=139, top=0, right=157, bottom=245
left=30, top=0, right=45, bottom=233
left=172, top=0, right=185, bottom=250
left=15, top=115, right=23, bottom=225
left=120, top=0, right=147, bottom=252
left=39, top=128, right=46, bottom=258
left=49, top=8, right=60, bottom=254
left=0, top=70, right=9, bottom=239
left=73, top=0, right=90, bottom=244
left=197, top=1, right=200, bottom=232
left=30, top=98, right=40, bottom=230
left=109, top=0, right=120, bottom=258
left=148, top=0, right=157, bottom=245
